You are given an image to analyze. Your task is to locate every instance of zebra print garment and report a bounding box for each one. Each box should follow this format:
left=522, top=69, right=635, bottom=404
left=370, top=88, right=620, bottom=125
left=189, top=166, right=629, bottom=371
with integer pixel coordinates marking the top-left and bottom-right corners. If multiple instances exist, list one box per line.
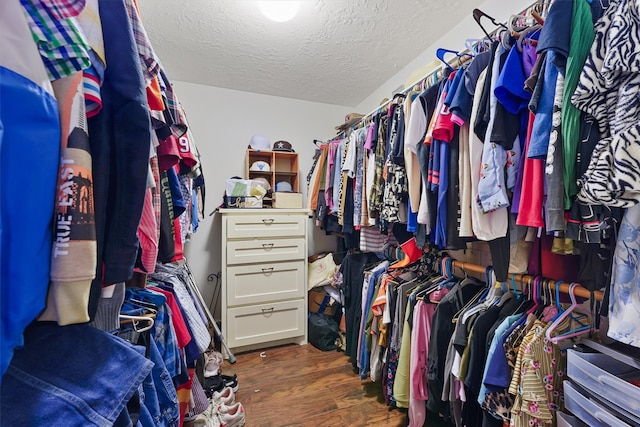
left=574, top=0, right=640, bottom=207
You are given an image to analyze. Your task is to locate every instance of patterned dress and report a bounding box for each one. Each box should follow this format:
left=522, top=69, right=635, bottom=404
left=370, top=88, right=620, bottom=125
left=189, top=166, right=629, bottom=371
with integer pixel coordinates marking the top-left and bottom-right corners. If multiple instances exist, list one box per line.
left=608, top=203, right=640, bottom=347
left=509, top=320, right=565, bottom=427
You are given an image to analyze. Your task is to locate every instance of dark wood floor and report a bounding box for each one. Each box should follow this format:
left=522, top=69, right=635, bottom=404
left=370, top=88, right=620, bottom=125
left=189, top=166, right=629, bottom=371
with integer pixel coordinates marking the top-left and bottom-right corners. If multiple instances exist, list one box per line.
left=222, top=344, right=406, bottom=426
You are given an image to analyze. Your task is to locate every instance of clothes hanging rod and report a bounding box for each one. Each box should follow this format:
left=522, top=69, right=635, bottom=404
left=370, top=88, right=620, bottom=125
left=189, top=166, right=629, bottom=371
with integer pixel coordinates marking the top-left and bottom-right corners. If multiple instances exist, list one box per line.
left=328, top=0, right=544, bottom=141
left=330, top=52, right=474, bottom=141
left=450, top=260, right=604, bottom=301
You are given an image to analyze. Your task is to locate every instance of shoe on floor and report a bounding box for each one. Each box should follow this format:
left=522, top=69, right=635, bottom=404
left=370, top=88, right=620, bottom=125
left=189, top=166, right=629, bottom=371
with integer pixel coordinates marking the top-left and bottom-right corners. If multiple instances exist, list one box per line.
left=220, top=373, right=238, bottom=392
left=193, top=407, right=221, bottom=427
left=216, top=402, right=245, bottom=427
left=204, top=351, right=223, bottom=378
left=211, top=386, right=235, bottom=406
left=203, top=375, right=224, bottom=398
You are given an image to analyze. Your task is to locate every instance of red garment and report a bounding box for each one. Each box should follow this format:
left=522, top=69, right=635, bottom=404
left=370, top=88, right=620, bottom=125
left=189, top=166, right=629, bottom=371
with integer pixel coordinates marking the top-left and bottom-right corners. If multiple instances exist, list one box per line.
left=176, top=133, right=198, bottom=171
left=432, top=72, right=457, bottom=143
left=134, top=187, right=158, bottom=274
left=157, top=135, right=198, bottom=173
left=157, top=136, right=181, bottom=172
left=516, top=112, right=544, bottom=227
left=528, top=233, right=579, bottom=283
left=171, top=217, right=184, bottom=262
left=149, top=287, right=191, bottom=348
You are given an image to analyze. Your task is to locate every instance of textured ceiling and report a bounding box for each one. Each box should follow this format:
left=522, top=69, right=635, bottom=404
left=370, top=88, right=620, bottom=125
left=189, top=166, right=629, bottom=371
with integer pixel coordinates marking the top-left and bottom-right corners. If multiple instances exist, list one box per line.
left=138, top=0, right=481, bottom=107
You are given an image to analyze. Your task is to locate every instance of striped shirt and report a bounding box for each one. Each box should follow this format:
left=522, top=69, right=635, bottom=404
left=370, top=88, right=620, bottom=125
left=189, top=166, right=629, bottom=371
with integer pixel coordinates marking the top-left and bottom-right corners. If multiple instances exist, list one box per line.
left=125, top=0, right=161, bottom=85
left=159, top=69, right=188, bottom=138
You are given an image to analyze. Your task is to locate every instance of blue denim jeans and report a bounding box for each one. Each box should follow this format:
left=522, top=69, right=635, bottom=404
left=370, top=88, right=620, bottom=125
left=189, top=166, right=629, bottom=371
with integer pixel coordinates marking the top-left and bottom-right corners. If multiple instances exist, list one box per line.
left=1, top=323, right=152, bottom=427
left=124, top=336, right=179, bottom=427
left=119, top=291, right=180, bottom=427
left=122, top=288, right=183, bottom=381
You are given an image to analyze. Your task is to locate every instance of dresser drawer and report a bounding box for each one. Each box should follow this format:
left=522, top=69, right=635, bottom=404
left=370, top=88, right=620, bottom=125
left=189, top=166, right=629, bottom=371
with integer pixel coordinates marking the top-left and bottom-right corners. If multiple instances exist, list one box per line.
left=226, top=260, right=305, bottom=306
left=226, top=238, right=305, bottom=265
left=226, top=214, right=306, bottom=239
left=226, top=299, right=305, bottom=348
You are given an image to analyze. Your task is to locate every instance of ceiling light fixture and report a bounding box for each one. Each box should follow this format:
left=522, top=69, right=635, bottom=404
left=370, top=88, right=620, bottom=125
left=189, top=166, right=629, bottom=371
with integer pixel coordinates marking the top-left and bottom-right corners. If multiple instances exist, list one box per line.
left=257, top=1, right=301, bottom=23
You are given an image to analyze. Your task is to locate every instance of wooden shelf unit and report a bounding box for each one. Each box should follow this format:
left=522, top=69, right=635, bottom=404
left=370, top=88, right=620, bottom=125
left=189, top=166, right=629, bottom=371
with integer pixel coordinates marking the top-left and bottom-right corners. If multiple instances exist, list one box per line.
left=246, top=149, right=299, bottom=193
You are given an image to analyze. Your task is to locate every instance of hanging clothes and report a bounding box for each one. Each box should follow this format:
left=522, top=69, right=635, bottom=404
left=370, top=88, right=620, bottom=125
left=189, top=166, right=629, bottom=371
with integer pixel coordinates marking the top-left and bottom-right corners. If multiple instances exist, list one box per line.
left=0, top=0, right=61, bottom=377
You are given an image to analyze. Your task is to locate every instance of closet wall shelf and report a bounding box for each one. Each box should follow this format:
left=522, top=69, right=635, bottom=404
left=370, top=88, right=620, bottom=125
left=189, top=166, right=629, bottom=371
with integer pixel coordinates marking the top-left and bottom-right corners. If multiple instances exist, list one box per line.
left=450, top=260, right=603, bottom=301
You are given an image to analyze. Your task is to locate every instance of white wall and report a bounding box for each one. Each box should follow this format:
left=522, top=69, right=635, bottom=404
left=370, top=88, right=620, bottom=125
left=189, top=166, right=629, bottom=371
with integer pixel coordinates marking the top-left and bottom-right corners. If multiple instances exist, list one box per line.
left=174, top=82, right=348, bottom=318
left=356, top=0, right=533, bottom=113
left=177, top=0, right=534, bottom=317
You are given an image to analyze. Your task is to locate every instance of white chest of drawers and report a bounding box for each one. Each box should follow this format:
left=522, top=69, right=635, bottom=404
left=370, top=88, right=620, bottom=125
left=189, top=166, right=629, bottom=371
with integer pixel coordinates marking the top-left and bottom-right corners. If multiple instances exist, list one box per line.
left=220, top=208, right=309, bottom=355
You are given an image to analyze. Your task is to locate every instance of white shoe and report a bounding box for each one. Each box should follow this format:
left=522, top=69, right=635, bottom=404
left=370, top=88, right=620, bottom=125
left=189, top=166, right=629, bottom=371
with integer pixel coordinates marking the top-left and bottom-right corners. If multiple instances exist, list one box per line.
left=211, top=386, right=235, bottom=406
left=216, top=402, right=245, bottom=427
left=193, top=407, right=221, bottom=427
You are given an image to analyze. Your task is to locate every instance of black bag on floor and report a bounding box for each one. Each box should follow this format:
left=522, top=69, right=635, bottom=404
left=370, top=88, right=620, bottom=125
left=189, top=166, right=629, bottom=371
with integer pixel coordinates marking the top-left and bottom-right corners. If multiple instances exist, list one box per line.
left=308, top=312, right=339, bottom=351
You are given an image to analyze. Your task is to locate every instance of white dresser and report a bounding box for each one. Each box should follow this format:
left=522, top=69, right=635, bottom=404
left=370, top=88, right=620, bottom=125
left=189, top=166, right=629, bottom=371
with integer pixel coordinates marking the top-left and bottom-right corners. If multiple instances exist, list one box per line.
left=219, top=208, right=309, bottom=355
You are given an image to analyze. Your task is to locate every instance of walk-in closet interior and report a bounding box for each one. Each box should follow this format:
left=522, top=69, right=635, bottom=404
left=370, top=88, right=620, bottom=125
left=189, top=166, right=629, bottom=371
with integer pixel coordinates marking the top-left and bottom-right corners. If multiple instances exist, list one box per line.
left=2, top=0, right=640, bottom=426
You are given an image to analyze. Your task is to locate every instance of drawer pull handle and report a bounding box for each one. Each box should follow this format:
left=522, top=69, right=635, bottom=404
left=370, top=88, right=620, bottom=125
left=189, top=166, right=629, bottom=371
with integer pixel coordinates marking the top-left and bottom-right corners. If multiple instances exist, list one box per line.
left=262, top=243, right=274, bottom=249
left=261, top=307, right=274, bottom=313
left=261, top=267, right=274, bottom=274
left=262, top=219, right=275, bottom=225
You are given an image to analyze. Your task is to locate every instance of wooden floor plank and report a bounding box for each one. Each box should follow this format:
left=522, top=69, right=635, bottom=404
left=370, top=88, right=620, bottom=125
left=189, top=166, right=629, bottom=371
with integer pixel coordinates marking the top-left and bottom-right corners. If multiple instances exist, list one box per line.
left=222, top=343, right=408, bottom=426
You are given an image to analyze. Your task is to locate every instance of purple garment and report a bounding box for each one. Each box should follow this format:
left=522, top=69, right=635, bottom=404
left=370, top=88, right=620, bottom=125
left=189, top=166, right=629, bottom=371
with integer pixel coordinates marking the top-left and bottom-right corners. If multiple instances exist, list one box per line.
left=364, top=122, right=375, bottom=151
left=324, top=141, right=339, bottom=212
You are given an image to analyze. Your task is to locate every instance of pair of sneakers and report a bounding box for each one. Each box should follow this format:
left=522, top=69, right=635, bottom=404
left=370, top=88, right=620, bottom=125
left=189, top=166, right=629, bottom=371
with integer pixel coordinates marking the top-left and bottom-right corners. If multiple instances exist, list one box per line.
left=194, top=387, right=245, bottom=427
left=216, top=401, right=245, bottom=427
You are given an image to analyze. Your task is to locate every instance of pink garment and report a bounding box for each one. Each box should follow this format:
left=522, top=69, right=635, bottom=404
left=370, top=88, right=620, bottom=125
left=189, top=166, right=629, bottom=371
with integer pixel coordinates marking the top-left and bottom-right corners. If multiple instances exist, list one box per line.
left=516, top=112, right=545, bottom=227
left=432, top=72, right=457, bottom=143
left=134, top=187, right=158, bottom=274
left=409, top=300, right=436, bottom=427
left=451, top=113, right=465, bottom=127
